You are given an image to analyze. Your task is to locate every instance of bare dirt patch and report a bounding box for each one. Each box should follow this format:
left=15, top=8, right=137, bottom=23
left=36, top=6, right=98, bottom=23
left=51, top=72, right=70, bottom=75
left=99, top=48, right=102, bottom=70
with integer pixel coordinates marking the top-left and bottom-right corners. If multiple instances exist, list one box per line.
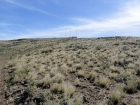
left=0, top=56, right=9, bottom=105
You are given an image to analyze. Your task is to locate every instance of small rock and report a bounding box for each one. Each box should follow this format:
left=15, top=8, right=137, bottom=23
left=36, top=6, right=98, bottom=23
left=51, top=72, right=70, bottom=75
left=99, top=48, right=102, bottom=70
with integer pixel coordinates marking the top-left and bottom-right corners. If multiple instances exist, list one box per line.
left=24, top=101, right=28, bottom=105
left=8, top=97, right=14, bottom=103
left=83, top=95, right=90, bottom=103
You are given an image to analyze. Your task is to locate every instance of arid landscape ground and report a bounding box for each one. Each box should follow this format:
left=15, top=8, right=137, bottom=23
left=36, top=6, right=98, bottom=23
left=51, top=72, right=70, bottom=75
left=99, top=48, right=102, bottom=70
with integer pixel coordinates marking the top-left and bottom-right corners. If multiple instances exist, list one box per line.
left=0, top=37, right=140, bottom=105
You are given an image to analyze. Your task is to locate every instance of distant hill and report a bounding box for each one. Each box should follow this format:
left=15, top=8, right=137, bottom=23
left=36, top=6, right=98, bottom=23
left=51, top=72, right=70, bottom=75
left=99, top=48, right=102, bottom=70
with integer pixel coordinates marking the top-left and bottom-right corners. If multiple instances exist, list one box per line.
left=0, top=37, right=140, bottom=105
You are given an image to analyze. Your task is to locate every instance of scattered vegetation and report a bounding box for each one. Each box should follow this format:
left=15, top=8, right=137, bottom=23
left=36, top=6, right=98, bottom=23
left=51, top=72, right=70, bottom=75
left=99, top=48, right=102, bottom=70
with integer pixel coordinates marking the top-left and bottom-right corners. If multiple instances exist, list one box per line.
left=0, top=37, right=140, bottom=105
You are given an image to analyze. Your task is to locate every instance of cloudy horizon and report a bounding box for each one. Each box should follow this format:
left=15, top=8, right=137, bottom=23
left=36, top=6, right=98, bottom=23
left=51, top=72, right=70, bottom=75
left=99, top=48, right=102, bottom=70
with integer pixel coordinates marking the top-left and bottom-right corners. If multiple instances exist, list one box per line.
left=0, top=0, right=140, bottom=40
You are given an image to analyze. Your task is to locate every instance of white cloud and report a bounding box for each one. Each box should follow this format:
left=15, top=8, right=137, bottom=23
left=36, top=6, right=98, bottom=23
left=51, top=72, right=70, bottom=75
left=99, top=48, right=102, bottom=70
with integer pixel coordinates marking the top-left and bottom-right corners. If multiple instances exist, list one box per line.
left=8, top=0, right=140, bottom=39
left=5, top=0, right=59, bottom=17
left=0, top=23, right=23, bottom=27
left=0, top=33, right=6, bottom=36
left=0, top=23, right=13, bottom=27
left=71, top=1, right=140, bottom=33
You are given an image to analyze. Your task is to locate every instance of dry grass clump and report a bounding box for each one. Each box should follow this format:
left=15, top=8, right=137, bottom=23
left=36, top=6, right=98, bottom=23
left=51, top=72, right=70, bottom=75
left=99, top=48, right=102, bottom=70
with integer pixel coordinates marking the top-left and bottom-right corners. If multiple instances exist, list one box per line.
left=119, top=53, right=127, bottom=58
left=67, top=60, right=73, bottom=67
left=109, top=66, right=120, bottom=73
left=136, top=68, right=140, bottom=76
left=93, top=67, right=100, bottom=72
left=52, top=73, right=65, bottom=83
left=37, top=74, right=51, bottom=88
left=108, top=73, right=118, bottom=80
left=73, top=93, right=84, bottom=105
left=50, top=83, right=62, bottom=94
left=96, top=76, right=109, bottom=88
left=116, top=83, right=125, bottom=95
left=133, top=99, right=140, bottom=105
left=74, top=100, right=84, bottom=105
left=77, top=70, right=86, bottom=78
left=137, top=79, right=140, bottom=91
left=110, top=89, right=122, bottom=104
left=88, top=71, right=97, bottom=81
left=125, top=80, right=137, bottom=94
left=74, top=63, right=83, bottom=70
left=60, top=64, right=69, bottom=74
left=62, top=82, right=75, bottom=97
left=87, top=62, right=93, bottom=68
left=5, top=61, right=16, bottom=68
left=28, top=70, right=38, bottom=80
left=36, top=73, right=65, bottom=88
left=127, top=63, right=135, bottom=69
left=50, top=82, right=76, bottom=100
left=12, top=67, right=30, bottom=83
left=69, top=68, right=77, bottom=73
left=38, top=65, right=46, bottom=74
left=41, top=48, right=53, bottom=54
left=116, top=71, right=132, bottom=82
left=74, top=78, right=80, bottom=86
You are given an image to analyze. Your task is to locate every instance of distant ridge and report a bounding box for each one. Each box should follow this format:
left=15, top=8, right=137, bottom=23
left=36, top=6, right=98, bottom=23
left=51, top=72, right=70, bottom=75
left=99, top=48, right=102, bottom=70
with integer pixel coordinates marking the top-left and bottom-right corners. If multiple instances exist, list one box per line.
left=1, top=36, right=140, bottom=41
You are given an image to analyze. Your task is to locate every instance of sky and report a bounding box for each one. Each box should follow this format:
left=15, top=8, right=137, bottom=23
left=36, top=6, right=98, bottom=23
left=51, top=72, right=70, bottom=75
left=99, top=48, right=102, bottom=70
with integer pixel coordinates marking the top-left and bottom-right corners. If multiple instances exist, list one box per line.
left=0, top=0, right=140, bottom=40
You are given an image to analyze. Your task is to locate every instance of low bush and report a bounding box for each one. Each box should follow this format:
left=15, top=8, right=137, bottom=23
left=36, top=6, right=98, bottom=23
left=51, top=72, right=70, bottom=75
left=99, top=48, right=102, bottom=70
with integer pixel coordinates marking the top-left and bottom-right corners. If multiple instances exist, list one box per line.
left=136, top=68, right=140, bottom=76
left=125, top=80, right=137, bottom=94
left=50, top=83, right=62, bottom=94
left=41, top=48, right=53, bottom=54
left=77, top=70, right=86, bottom=78
left=88, top=71, right=97, bottom=81
left=97, top=76, right=109, bottom=88
left=110, top=90, right=121, bottom=104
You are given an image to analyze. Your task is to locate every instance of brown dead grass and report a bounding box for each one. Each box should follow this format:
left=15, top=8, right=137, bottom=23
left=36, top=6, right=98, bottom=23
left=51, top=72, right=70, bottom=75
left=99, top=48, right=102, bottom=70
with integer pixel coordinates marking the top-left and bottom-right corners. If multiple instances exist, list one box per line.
left=1, top=37, right=140, bottom=105
left=0, top=56, right=9, bottom=105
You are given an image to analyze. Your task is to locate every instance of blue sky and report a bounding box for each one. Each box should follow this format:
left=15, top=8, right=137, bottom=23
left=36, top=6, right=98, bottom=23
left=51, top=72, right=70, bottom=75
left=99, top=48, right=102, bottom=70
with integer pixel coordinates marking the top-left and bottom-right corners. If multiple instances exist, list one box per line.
left=0, top=0, right=140, bottom=40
